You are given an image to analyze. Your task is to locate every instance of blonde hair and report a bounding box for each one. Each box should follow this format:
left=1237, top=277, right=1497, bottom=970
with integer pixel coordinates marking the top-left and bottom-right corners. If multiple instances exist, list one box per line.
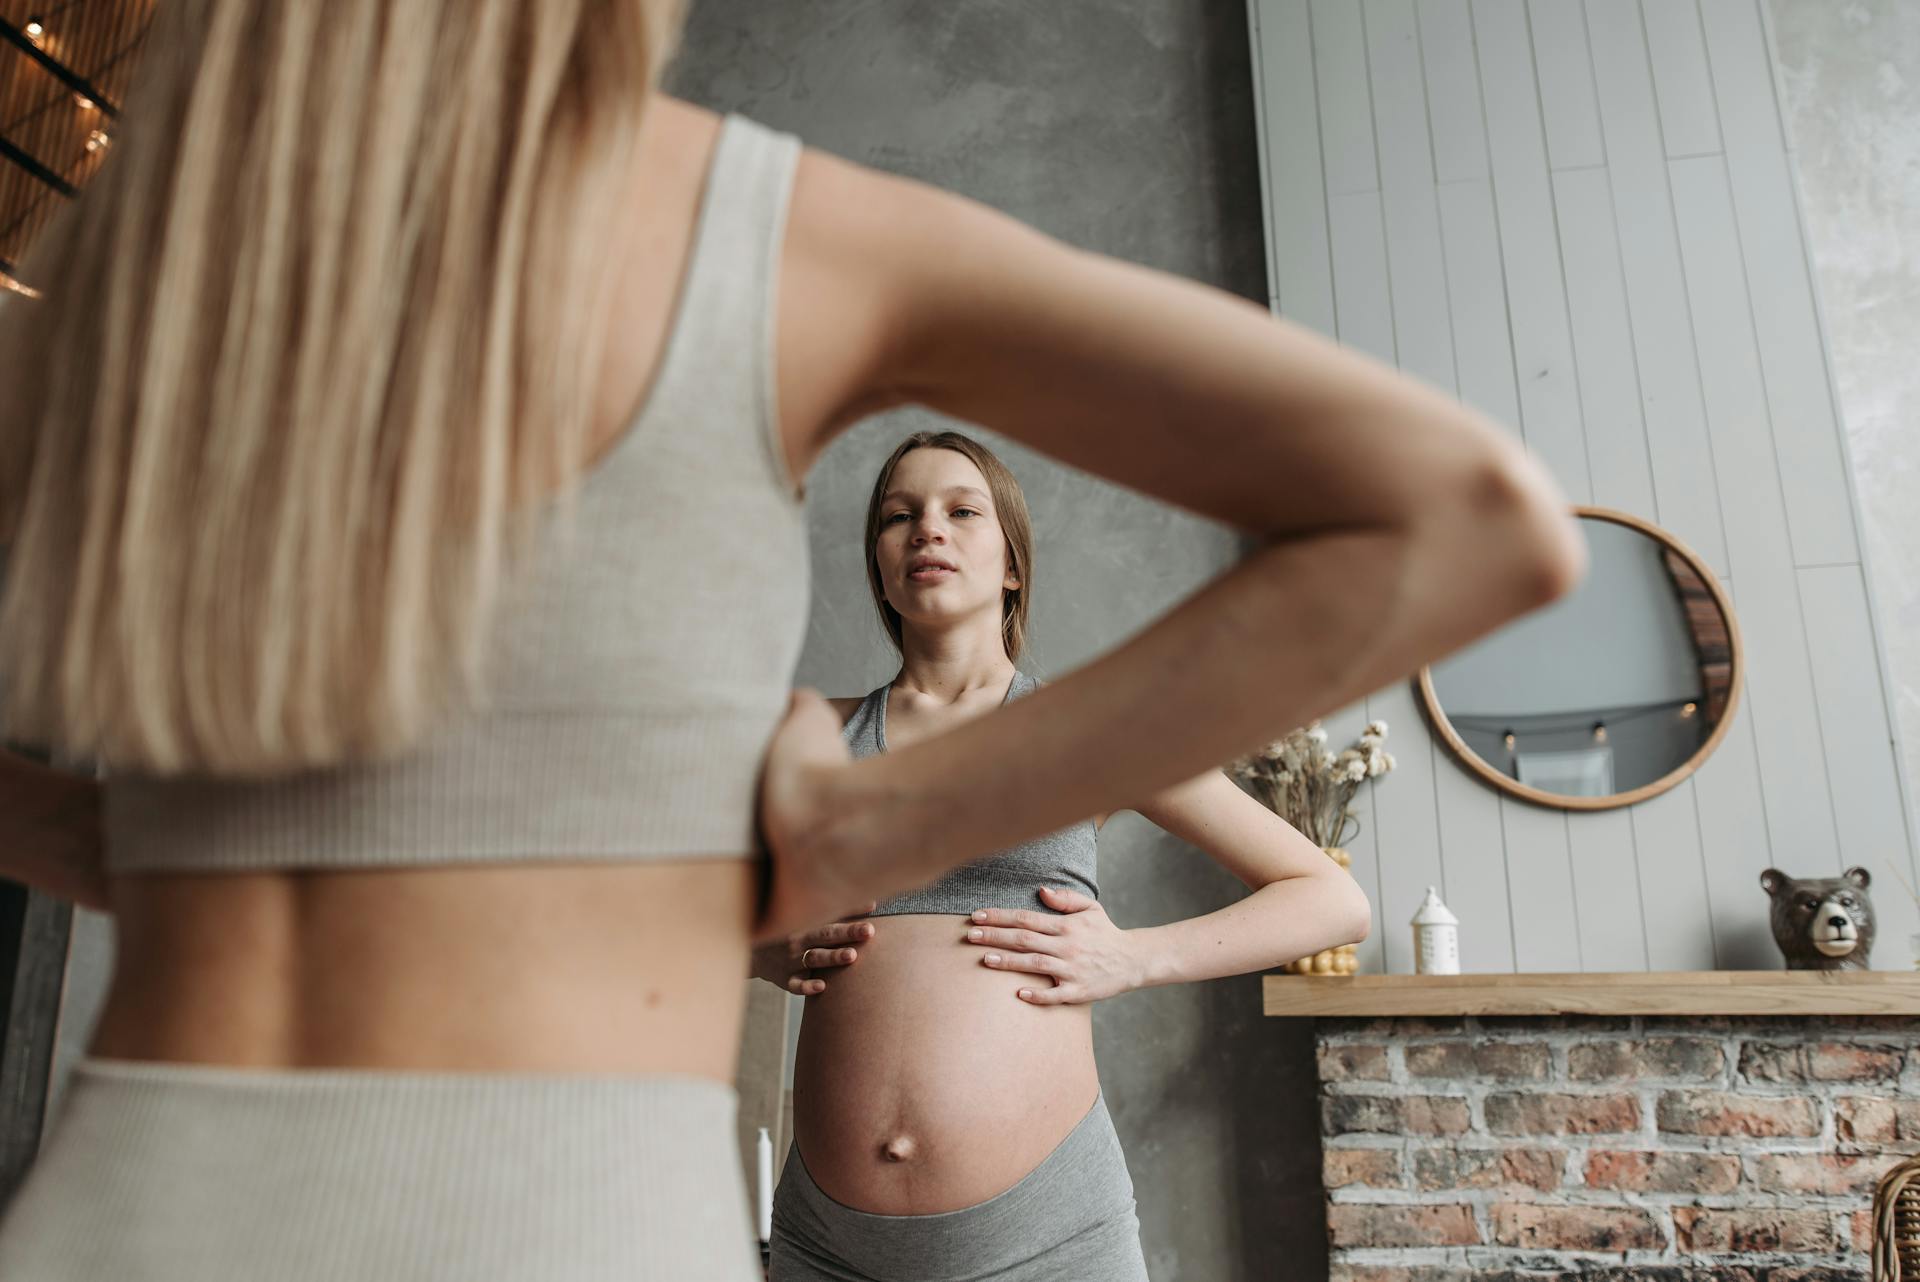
left=862, top=432, right=1035, bottom=664
left=0, top=0, right=683, bottom=775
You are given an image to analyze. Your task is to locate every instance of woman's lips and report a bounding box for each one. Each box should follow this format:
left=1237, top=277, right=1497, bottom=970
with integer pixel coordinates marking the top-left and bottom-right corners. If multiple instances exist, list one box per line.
left=907, top=566, right=955, bottom=582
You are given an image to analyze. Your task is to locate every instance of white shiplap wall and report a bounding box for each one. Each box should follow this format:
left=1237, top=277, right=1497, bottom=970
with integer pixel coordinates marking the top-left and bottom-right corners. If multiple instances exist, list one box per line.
left=1246, top=0, right=1919, bottom=973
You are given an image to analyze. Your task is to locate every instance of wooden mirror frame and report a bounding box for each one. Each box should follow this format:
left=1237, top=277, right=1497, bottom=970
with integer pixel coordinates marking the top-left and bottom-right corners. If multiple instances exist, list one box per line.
left=1414, top=506, right=1745, bottom=812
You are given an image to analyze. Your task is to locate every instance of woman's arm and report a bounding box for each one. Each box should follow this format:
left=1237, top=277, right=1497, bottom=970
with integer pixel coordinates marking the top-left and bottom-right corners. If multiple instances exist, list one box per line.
left=1124, top=769, right=1368, bottom=986
left=961, top=770, right=1368, bottom=1002
left=0, top=749, right=109, bottom=911
left=755, top=150, right=1586, bottom=940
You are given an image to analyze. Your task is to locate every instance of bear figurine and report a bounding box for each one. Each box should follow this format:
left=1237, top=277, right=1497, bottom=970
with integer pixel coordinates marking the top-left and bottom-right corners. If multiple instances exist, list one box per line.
left=1760, top=866, right=1876, bottom=971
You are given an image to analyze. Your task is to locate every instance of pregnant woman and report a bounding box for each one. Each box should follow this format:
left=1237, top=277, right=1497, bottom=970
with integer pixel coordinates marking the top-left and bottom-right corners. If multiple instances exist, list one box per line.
left=757, top=430, right=1376, bottom=1281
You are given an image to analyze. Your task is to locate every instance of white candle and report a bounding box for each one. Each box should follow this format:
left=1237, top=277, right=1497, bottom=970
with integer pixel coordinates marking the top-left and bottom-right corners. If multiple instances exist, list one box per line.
left=756, top=1127, right=774, bottom=1242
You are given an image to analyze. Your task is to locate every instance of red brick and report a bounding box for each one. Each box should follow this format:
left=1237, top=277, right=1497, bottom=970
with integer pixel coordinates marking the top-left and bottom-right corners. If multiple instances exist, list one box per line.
left=1747, top=1152, right=1904, bottom=1197
left=1411, top=1146, right=1562, bottom=1192
left=1808, top=1044, right=1901, bottom=1082
left=1327, top=1202, right=1480, bottom=1249
left=1656, top=1090, right=1820, bottom=1138
left=1401, top=1096, right=1473, bottom=1136
left=1394, top=1018, right=1471, bottom=1035
left=1318, top=1017, right=1466, bottom=1036
left=1834, top=1094, right=1920, bottom=1148
left=1811, top=1014, right=1920, bottom=1033
left=1490, top=1202, right=1662, bottom=1251
left=1740, top=1041, right=1904, bottom=1084
left=1644, top=1015, right=1736, bottom=1033
left=1673, top=1206, right=1843, bottom=1254
left=1851, top=1207, right=1874, bottom=1253
left=1476, top=1014, right=1631, bottom=1033
left=1324, top=1148, right=1402, bottom=1189
left=1327, top=1268, right=1477, bottom=1282
left=1319, top=1043, right=1392, bottom=1082
left=1323, top=1093, right=1471, bottom=1138
left=1584, top=1149, right=1740, bottom=1194
left=1317, top=1018, right=1395, bottom=1037
left=1327, top=1268, right=1411, bottom=1282
left=1406, top=1041, right=1550, bottom=1081
left=1569, top=1038, right=1725, bottom=1081
left=1485, top=1091, right=1640, bottom=1135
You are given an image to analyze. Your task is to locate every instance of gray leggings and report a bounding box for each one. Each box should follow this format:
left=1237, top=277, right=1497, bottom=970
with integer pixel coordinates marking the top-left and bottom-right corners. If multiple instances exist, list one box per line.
left=0, top=1057, right=761, bottom=1281
left=770, top=1092, right=1149, bottom=1282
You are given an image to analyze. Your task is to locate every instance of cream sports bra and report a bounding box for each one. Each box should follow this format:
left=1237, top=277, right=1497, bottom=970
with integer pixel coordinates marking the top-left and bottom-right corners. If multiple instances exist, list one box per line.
left=98, top=114, right=812, bottom=874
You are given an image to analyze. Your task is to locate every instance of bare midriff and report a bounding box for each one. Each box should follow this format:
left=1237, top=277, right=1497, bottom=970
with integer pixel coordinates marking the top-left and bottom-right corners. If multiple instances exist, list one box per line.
left=88, top=858, right=758, bottom=1081
left=790, top=914, right=1101, bottom=1216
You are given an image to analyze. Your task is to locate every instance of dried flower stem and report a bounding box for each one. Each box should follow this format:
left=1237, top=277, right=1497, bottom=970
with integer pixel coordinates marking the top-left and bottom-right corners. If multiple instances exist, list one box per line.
left=1231, top=719, right=1397, bottom=849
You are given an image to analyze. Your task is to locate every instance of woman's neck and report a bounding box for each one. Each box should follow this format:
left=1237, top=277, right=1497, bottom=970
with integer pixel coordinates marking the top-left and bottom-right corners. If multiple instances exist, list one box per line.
left=893, top=626, right=1015, bottom=703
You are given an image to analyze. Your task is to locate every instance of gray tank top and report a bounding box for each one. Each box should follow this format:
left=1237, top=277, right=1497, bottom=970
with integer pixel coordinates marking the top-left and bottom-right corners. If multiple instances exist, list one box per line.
left=844, top=669, right=1100, bottom=917
left=98, top=114, right=811, bottom=872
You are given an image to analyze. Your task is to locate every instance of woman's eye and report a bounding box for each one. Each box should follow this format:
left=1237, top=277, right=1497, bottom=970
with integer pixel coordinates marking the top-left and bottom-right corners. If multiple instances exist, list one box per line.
left=884, top=513, right=908, bottom=524
left=953, top=508, right=978, bottom=518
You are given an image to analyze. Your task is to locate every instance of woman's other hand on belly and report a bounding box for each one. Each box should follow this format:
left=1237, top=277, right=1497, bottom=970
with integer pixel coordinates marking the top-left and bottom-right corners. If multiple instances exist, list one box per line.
left=963, top=887, right=1143, bottom=1005
left=750, top=906, right=877, bottom=996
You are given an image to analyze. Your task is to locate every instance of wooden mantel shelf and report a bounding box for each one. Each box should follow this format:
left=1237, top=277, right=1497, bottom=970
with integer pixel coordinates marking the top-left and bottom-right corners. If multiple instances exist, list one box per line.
left=1262, top=970, right=1920, bottom=1018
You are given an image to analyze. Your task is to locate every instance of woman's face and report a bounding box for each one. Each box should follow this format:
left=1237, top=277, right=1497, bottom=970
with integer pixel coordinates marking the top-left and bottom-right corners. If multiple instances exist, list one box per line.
left=875, top=449, right=1018, bottom=629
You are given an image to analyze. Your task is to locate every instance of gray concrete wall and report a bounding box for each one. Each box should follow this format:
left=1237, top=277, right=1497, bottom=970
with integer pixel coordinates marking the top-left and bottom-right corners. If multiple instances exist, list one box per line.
left=663, top=5, right=1323, bottom=1279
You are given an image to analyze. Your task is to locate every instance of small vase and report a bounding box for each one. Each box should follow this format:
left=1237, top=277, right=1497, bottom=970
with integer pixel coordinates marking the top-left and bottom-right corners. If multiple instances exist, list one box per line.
left=1280, top=846, right=1361, bottom=976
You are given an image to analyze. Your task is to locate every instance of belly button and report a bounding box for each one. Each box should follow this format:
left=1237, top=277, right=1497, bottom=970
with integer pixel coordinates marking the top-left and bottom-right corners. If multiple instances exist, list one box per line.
left=881, top=1135, right=918, bottom=1163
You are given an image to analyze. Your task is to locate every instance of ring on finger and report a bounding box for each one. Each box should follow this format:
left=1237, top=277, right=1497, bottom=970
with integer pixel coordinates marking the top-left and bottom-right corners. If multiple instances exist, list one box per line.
left=799, top=947, right=817, bottom=968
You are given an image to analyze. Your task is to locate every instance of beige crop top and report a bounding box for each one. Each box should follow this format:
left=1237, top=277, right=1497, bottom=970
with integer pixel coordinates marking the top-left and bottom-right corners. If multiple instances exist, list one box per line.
left=99, top=113, right=811, bottom=873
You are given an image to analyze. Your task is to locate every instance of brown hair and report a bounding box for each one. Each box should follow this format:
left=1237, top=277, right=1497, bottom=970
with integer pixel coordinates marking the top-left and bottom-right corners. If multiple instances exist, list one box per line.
left=0, top=0, right=684, bottom=774
left=862, top=432, right=1034, bottom=663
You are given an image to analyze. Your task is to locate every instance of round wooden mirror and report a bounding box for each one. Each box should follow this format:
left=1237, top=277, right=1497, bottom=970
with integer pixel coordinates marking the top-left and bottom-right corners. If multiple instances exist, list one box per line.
left=1415, top=507, right=1743, bottom=811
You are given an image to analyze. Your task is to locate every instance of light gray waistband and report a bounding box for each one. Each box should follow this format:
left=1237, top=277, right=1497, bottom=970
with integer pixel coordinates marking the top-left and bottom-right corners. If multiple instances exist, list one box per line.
left=773, top=1092, right=1135, bottom=1278
left=0, top=1058, right=761, bottom=1282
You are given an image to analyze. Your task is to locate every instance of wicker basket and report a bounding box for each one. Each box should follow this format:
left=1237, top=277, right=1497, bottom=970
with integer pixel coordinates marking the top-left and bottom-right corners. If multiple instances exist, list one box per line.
left=1873, top=1154, right=1920, bottom=1280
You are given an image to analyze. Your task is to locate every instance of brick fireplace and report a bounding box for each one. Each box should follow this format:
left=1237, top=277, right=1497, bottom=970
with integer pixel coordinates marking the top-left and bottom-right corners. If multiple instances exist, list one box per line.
left=1313, top=1013, right=1920, bottom=1281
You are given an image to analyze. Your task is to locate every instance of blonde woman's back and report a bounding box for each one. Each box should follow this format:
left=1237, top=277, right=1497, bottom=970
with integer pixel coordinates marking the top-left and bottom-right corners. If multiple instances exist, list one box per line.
left=1, top=86, right=869, bottom=1282
left=86, top=95, right=833, bottom=1082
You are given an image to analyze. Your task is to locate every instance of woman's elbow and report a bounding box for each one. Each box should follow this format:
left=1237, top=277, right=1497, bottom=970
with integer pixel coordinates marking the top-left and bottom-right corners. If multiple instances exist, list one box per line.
left=1408, top=443, right=1586, bottom=625
left=1339, top=883, right=1373, bottom=947
left=1477, top=447, right=1588, bottom=609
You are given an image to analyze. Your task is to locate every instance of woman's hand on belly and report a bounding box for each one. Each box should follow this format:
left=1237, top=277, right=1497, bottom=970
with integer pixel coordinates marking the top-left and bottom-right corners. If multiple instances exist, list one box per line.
left=962, top=887, right=1144, bottom=1005
left=750, top=906, right=876, bottom=995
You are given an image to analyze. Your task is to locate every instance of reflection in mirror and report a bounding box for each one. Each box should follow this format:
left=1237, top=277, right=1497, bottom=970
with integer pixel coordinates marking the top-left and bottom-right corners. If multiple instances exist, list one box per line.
left=1418, top=509, right=1740, bottom=810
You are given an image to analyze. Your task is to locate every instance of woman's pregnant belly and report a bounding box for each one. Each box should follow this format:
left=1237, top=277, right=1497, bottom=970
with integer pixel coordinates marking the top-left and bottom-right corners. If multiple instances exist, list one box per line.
left=790, top=914, right=1101, bottom=1216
